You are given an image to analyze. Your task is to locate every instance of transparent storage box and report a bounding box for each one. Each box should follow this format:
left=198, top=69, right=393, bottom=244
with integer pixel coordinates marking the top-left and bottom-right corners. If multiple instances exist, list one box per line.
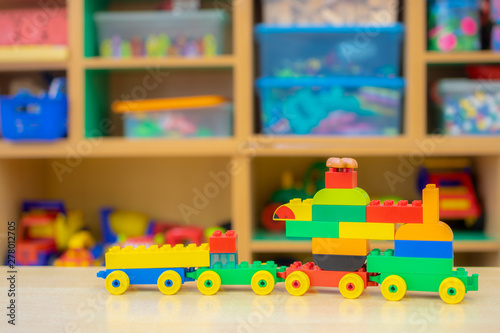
left=255, top=24, right=404, bottom=77
left=112, top=96, right=232, bottom=138
left=438, top=79, right=500, bottom=135
left=262, top=0, right=398, bottom=25
left=256, top=77, right=405, bottom=136
left=94, top=10, right=230, bottom=58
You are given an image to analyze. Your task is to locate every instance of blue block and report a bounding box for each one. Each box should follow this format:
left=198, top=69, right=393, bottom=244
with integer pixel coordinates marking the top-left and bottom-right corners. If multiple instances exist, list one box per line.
left=100, top=267, right=190, bottom=285
left=394, top=240, right=453, bottom=259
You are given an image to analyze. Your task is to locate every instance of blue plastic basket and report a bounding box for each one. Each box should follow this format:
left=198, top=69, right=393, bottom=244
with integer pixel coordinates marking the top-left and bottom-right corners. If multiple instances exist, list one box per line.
left=0, top=82, right=67, bottom=141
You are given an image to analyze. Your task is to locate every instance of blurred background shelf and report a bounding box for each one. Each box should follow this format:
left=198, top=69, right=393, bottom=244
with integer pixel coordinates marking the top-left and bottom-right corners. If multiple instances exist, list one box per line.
left=83, top=56, right=236, bottom=69
left=425, top=51, right=500, bottom=64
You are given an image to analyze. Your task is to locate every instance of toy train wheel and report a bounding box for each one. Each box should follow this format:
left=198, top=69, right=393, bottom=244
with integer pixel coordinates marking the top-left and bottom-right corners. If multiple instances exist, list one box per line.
left=157, top=271, right=182, bottom=295
left=197, top=271, right=221, bottom=295
left=381, top=275, right=407, bottom=301
left=251, top=270, right=275, bottom=295
left=105, top=271, right=130, bottom=295
left=285, top=271, right=310, bottom=296
left=439, top=277, right=465, bottom=304
left=338, top=273, right=364, bottom=299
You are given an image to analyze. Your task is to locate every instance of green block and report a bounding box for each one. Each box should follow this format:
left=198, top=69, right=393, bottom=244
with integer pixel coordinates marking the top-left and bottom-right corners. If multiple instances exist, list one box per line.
left=368, top=268, right=478, bottom=293
left=313, top=187, right=370, bottom=206
left=286, top=220, right=339, bottom=238
left=367, top=249, right=453, bottom=275
left=192, top=261, right=282, bottom=285
left=312, top=204, right=366, bottom=222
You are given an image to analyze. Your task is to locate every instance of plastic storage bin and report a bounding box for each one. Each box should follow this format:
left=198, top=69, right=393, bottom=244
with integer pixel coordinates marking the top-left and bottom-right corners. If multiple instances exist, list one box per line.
left=112, top=95, right=232, bottom=138
left=256, top=77, right=405, bottom=136
left=0, top=86, right=68, bottom=141
left=438, top=79, right=500, bottom=135
left=255, top=24, right=404, bottom=78
left=427, top=0, right=480, bottom=51
left=491, top=0, right=500, bottom=22
left=94, top=10, right=229, bottom=58
left=262, top=0, right=398, bottom=25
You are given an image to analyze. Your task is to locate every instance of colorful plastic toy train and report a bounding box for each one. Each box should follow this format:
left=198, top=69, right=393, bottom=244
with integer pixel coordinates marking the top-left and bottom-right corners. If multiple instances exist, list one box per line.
left=97, top=157, right=479, bottom=304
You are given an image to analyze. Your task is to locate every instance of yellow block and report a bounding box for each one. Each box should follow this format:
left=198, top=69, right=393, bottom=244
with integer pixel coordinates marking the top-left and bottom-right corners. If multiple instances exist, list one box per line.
left=395, top=221, right=454, bottom=241
left=339, top=222, right=395, bottom=240
left=423, top=184, right=439, bottom=224
left=105, top=243, right=210, bottom=269
left=312, top=238, right=370, bottom=256
left=274, top=198, right=313, bottom=221
left=441, top=198, right=470, bottom=210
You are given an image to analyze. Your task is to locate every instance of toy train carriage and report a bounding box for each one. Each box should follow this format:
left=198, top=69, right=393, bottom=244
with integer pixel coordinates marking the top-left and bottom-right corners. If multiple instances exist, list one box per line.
left=97, top=230, right=284, bottom=295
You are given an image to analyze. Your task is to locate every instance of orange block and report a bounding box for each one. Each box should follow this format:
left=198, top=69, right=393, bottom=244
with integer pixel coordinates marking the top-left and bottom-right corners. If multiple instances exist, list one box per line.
left=312, top=237, right=370, bottom=256
left=423, top=184, right=439, bottom=224
left=395, top=221, right=453, bottom=241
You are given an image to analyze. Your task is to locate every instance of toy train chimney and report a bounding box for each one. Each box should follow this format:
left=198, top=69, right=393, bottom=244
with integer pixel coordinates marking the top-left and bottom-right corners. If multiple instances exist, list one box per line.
left=325, top=157, right=358, bottom=189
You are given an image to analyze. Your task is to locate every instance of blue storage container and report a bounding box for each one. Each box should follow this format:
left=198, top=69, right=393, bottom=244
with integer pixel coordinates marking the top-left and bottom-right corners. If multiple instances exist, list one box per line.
left=0, top=82, right=67, bottom=141
left=255, top=24, right=404, bottom=78
left=256, top=77, right=405, bottom=136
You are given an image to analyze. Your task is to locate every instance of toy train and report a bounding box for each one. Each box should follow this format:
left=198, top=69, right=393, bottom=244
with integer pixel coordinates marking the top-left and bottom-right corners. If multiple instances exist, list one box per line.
left=97, top=157, right=478, bottom=304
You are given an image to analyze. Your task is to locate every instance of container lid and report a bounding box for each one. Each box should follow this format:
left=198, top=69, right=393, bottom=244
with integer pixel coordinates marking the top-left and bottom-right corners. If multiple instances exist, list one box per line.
left=255, top=23, right=404, bottom=35
left=256, top=77, right=406, bottom=89
left=438, top=79, right=500, bottom=94
left=112, top=95, right=227, bottom=113
left=94, top=9, right=229, bottom=24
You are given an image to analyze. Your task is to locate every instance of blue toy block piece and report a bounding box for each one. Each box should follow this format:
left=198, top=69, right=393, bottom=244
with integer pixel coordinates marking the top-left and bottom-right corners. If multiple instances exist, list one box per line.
left=98, top=267, right=189, bottom=285
left=394, top=240, right=453, bottom=259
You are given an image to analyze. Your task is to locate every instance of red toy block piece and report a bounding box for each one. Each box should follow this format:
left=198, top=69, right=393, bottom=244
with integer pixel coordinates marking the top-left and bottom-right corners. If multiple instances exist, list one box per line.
left=366, top=199, right=423, bottom=224
left=209, top=230, right=238, bottom=253
left=325, top=169, right=357, bottom=189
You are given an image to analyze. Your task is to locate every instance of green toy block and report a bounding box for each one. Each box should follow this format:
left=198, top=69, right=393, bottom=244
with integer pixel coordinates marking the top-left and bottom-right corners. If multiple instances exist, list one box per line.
left=312, top=187, right=370, bottom=206
left=367, top=249, right=453, bottom=275
left=369, top=268, right=478, bottom=293
left=286, top=221, right=339, bottom=238
left=191, top=261, right=285, bottom=285
left=312, top=204, right=366, bottom=222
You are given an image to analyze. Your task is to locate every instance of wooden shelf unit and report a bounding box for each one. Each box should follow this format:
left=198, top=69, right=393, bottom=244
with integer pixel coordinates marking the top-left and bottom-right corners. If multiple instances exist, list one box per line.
left=0, top=0, right=499, bottom=265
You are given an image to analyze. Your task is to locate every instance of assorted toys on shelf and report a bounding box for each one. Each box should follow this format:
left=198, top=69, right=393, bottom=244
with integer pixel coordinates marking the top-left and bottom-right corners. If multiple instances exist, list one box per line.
left=0, top=78, right=68, bottom=141
left=257, top=77, right=404, bottom=135
left=111, top=95, right=232, bottom=138
left=436, top=78, right=500, bottom=135
left=418, top=158, right=482, bottom=229
left=94, top=9, right=229, bottom=58
left=427, top=0, right=481, bottom=52
left=98, top=157, right=479, bottom=304
left=262, top=0, right=398, bottom=25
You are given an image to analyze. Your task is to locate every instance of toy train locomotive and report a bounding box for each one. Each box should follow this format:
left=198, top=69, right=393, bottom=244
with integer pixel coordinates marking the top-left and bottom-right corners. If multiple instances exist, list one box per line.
left=97, top=157, right=479, bottom=304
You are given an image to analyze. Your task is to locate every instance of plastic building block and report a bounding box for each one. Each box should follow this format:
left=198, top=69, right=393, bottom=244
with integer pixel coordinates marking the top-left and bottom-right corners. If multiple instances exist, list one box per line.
left=209, top=230, right=237, bottom=253
left=273, top=198, right=313, bottom=221
left=366, top=199, right=423, bottom=224
left=312, top=253, right=367, bottom=272
left=423, top=184, right=439, bottom=224
left=165, top=227, right=204, bottom=246
left=312, top=204, right=366, bottom=222
left=324, top=157, right=358, bottom=189
left=367, top=249, right=453, bottom=275
left=395, top=221, right=453, bottom=241
left=394, top=240, right=453, bottom=259
left=339, top=222, right=395, bottom=240
left=313, top=187, right=370, bottom=206
left=104, top=243, right=210, bottom=270
left=312, top=238, right=370, bottom=256
left=286, top=221, right=339, bottom=238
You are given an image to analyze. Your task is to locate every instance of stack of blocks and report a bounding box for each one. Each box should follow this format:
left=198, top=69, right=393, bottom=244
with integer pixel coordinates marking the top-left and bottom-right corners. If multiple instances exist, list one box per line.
left=275, top=157, right=454, bottom=274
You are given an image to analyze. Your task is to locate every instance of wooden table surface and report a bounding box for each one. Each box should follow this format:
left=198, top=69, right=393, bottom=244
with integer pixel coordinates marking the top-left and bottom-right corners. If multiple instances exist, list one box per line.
left=0, top=267, right=498, bottom=333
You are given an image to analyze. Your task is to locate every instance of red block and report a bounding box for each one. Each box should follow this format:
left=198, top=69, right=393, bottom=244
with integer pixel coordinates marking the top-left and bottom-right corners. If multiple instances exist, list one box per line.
left=366, top=200, right=423, bottom=224
left=277, top=261, right=377, bottom=288
left=325, top=169, right=357, bottom=189
left=209, top=230, right=238, bottom=253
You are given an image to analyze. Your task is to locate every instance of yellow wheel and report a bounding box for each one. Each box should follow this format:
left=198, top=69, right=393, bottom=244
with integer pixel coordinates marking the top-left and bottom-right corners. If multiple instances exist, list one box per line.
left=157, top=271, right=182, bottom=295
left=285, top=271, right=310, bottom=296
left=439, top=277, right=465, bottom=304
left=381, top=275, right=406, bottom=301
left=339, top=273, right=365, bottom=299
left=197, top=271, right=221, bottom=295
left=105, top=271, right=130, bottom=295
left=251, top=270, right=275, bottom=295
